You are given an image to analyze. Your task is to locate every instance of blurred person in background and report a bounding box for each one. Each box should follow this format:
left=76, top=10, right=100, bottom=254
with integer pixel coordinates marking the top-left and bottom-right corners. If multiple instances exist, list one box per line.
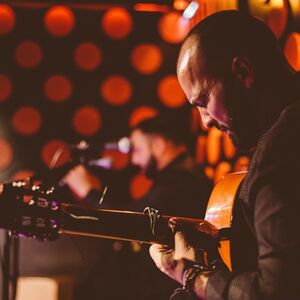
left=63, top=115, right=212, bottom=300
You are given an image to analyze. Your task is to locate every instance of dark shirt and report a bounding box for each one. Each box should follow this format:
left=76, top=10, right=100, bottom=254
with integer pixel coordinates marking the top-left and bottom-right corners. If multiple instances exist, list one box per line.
left=206, top=100, right=300, bottom=300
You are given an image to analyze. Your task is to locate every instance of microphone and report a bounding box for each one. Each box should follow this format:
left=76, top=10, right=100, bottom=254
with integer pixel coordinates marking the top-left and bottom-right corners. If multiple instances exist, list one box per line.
left=103, top=137, right=131, bottom=154
left=28, top=138, right=129, bottom=187
left=72, top=137, right=131, bottom=154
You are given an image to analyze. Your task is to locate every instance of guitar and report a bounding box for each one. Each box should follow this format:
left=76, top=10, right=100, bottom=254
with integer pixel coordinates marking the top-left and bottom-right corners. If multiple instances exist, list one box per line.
left=0, top=171, right=246, bottom=271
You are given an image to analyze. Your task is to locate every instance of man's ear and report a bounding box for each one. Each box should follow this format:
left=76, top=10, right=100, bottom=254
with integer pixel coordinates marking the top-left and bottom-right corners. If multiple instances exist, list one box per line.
left=231, top=57, right=254, bottom=88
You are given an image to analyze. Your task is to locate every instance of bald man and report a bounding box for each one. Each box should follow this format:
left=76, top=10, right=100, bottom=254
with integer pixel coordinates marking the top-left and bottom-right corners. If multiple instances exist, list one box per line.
left=150, top=10, right=300, bottom=300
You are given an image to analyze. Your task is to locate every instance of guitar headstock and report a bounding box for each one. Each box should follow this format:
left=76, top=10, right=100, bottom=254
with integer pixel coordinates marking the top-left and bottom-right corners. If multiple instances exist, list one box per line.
left=0, top=179, right=60, bottom=241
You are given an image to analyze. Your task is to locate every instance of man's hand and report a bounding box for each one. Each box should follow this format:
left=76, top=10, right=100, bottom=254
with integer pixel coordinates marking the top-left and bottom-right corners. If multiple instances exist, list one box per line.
left=63, top=165, right=94, bottom=199
left=149, top=218, right=218, bottom=298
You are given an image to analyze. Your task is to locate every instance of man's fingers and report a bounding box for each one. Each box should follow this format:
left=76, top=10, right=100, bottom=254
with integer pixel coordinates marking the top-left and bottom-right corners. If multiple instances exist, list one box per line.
left=169, top=218, right=195, bottom=260
left=149, top=244, right=175, bottom=272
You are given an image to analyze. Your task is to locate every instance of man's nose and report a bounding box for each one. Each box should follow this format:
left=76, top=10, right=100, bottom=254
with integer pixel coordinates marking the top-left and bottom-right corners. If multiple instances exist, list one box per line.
left=198, top=107, right=213, bottom=129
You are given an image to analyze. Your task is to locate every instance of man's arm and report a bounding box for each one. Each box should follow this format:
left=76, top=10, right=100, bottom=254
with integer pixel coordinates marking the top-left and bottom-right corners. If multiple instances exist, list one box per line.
left=149, top=171, right=300, bottom=299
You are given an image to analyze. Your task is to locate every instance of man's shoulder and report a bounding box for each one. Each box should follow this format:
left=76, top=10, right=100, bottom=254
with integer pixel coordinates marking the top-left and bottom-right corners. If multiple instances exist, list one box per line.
left=259, top=100, right=300, bottom=154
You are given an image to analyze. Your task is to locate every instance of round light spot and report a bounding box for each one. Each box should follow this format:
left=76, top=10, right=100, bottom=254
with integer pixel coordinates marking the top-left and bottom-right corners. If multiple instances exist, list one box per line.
left=102, top=150, right=129, bottom=170
left=44, top=75, right=72, bottom=102
left=214, top=161, right=232, bottom=183
left=41, top=139, right=71, bottom=168
left=100, top=75, right=132, bottom=105
left=44, top=6, right=75, bottom=37
left=196, top=135, right=206, bottom=165
left=102, top=7, right=133, bottom=39
left=158, top=12, right=190, bottom=44
left=130, top=173, right=153, bottom=200
left=204, top=166, right=214, bottom=181
left=223, top=133, right=236, bottom=160
left=248, top=1, right=288, bottom=39
left=74, top=42, right=102, bottom=71
left=173, top=0, right=189, bottom=10
left=12, top=169, right=34, bottom=181
left=0, top=138, right=13, bottom=171
left=233, top=156, right=249, bottom=172
left=284, top=32, right=300, bottom=71
left=0, top=4, right=15, bottom=35
left=206, top=127, right=222, bottom=165
left=129, top=106, right=158, bottom=127
left=131, top=44, right=162, bottom=74
left=12, top=106, right=42, bottom=135
left=15, top=41, right=42, bottom=68
left=0, top=74, right=12, bottom=102
left=73, top=106, right=102, bottom=136
left=157, top=75, right=186, bottom=108
left=190, top=107, right=207, bottom=132
left=266, top=7, right=287, bottom=38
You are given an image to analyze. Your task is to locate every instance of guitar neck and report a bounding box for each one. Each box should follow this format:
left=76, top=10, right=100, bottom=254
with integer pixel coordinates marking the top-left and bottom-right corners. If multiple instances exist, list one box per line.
left=59, top=203, right=174, bottom=245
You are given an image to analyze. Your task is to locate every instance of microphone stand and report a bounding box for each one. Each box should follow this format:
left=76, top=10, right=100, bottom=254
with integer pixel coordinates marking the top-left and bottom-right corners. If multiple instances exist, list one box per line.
left=1, top=230, right=18, bottom=300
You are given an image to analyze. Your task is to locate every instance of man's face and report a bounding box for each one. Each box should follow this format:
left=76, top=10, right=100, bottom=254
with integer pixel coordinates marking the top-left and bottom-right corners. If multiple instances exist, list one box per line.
left=177, top=42, right=256, bottom=150
left=177, top=45, right=234, bottom=140
left=130, top=129, right=153, bottom=171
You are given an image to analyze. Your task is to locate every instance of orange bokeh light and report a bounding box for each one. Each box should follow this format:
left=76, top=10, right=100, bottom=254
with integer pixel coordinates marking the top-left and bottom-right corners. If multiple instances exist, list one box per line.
left=157, top=75, right=186, bottom=108
left=74, top=42, right=102, bottom=71
left=73, top=106, right=102, bottom=136
left=158, top=12, right=190, bottom=44
left=190, top=107, right=207, bottom=133
left=0, top=74, right=12, bottom=102
left=204, top=166, right=214, bottom=181
left=233, top=156, right=250, bottom=172
left=12, top=169, right=35, bottom=181
left=134, top=3, right=169, bottom=12
left=131, top=44, right=162, bottom=74
left=284, top=32, right=300, bottom=71
left=12, top=106, right=42, bottom=135
left=223, top=134, right=236, bottom=160
left=130, top=173, right=153, bottom=200
left=266, top=7, right=287, bottom=39
left=214, top=161, right=232, bottom=183
left=102, top=150, right=129, bottom=170
left=44, top=75, right=72, bottom=102
left=248, top=1, right=288, bottom=39
left=173, top=0, right=189, bottom=11
left=41, top=139, right=71, bottom=168
left=0, top=138, right=13, bottom=171
left=206, top=127, right=222, bottom=165
left=101, top=75, right=132, bottom=106
left=102, top=7, right=133, bottom=39
left=196, top=135, right=206, bottom=165
left=129, top=106, right=158, bottom=127
left=0, top=4, right=15, bottom=35
left=15, top=41, right=42, bottom=68
left=44, top=6, right=75, bottom=37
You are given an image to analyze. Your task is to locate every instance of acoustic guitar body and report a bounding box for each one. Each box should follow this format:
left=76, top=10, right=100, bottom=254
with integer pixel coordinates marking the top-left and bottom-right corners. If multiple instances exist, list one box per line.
left=205, top=172, right=247, bottom=271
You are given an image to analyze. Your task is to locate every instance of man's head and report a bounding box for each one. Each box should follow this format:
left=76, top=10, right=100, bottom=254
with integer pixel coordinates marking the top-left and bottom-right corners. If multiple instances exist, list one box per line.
left=177, top=10, right=293, bottom=150
left=130, top=116, right=186, bottom=177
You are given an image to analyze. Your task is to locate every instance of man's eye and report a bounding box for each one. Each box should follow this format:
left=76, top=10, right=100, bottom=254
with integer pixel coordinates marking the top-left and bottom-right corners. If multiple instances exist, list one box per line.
left=195, top=99, right=206, bottom=108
